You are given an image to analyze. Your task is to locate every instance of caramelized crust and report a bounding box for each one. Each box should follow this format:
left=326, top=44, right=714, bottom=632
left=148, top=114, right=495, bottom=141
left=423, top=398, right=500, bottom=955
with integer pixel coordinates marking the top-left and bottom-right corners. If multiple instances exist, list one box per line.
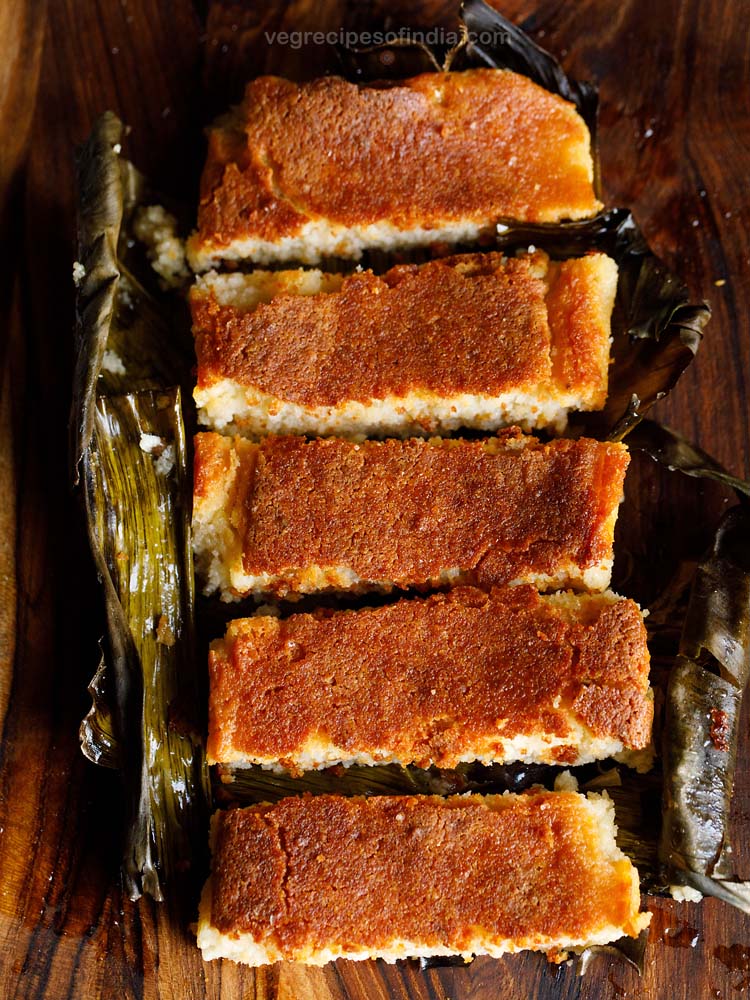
left=547, top=255, right=616, bottom=406
left=191, top=251, right=615, bottom=411
left=190, top=70, right=601, bottom=265
left=192, top=431, right=629, bottom=599
left=208, top=585, right=652, bottom=771
left=203, top=793, right=649, bottom=964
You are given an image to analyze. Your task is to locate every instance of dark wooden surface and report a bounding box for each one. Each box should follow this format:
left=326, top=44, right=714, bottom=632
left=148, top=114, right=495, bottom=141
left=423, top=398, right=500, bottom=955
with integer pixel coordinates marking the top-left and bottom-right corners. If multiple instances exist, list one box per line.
left=1, top=1, right=749, bottom=998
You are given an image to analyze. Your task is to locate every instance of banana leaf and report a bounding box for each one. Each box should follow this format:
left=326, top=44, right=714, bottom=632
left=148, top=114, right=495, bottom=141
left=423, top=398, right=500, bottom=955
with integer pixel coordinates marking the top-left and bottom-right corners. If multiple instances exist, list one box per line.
left=214, top=762, right=456, bottom=805
left=625, top=419, right=750, bottom=499
left=74, top=113, right=208, bottom=901
left=660, top=505, right=750, bottom=910
left=83, top=389, right=208, bottom=901
left=72, top=112, right=193, bottom=486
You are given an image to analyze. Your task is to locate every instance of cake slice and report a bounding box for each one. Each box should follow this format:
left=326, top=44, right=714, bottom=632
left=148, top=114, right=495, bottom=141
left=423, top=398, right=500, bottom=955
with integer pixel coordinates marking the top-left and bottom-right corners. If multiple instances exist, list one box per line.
left=187, top=69, right=602, bottom=269
left=197, top=792, right=650, bottom=965
left=191, top=251, right=617, bottom=439
left=207, top=586, right=652, bottom=774
left=192, top=431, right=629, bottom=601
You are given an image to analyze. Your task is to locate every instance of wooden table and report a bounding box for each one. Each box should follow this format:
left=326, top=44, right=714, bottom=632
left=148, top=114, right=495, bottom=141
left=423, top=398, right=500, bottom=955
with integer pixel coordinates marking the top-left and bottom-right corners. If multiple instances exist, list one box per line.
left=1, top=1, right=749, bottom=997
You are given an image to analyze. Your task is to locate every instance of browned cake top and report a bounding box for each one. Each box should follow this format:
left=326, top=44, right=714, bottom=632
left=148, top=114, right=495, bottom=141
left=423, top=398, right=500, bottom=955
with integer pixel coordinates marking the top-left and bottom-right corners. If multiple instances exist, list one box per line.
left=194, top=431, right=629, bottom=589
left=195, top=69, right=600, bottom=252
left=193, top=254, right=550, bottom=404
left=192, top=252, right=612, bottom=407
left=208, top=586, right=651, bottom=768
left=209, top=793, right=645, bottom=953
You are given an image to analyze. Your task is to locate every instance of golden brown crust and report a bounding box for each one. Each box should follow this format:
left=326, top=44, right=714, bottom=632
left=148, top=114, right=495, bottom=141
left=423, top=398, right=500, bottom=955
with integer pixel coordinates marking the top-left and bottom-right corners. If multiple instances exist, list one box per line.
left=209, top=793, right=647, bottom=956
left=193, top=253, right=548, bottom=403
left=194, top=431, right=629, bottom=596
left=193, top=70, right=601, bottom=257
left=572, top=598, right=655, bottom=746
left=208, top=585, right=651, bottom=769
left=193, top=427, right=241, bottom=502
left=547, top=255, right=614, bottom=406
left=192, top=252, right=613, bottom=407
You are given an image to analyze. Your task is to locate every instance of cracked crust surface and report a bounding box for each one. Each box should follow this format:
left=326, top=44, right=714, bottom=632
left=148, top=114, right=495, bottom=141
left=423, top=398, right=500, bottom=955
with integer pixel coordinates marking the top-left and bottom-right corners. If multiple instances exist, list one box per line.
left=199, top=792, right=650, bottom=965
left=207, top=585, right=652, bottom=772
left=192, top=430, right=629, bottom=600
left=190, top=251, right=616, bottom=437
left=188, top=69, right=601, bottom=268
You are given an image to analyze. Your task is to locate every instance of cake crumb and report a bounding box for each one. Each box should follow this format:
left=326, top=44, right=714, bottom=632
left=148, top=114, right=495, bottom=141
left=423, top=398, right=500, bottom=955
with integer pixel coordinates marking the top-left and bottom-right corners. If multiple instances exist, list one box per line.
left=133, top=204, right=189, bottom=288
left=669, top=884, right=703, bottom=903
left=102, top=349, right=126, bottom=375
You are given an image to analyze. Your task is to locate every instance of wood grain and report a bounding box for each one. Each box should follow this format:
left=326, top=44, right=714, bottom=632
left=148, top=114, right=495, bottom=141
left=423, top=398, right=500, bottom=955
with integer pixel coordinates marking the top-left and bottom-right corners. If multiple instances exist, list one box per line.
left=1, top=1, right=749, bottom=998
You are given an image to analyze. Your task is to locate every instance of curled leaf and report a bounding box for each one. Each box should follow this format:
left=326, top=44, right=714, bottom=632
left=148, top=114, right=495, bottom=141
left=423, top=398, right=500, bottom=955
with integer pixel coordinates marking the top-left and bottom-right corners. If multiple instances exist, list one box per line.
left=625, top=419, right=750, bottom=499
left=79, top=646, right=120, bottom=769
left=72, top=111, right=129, bottom=484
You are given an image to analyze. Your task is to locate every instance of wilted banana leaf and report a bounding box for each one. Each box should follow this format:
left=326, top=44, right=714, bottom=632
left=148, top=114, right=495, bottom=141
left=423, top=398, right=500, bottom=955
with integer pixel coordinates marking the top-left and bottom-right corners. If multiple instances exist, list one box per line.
left=625, top=419, right=750, bottom=499
left=217, top=759, right=589, bottom=807
left=72, top=111, right=194, bottom=485
left=660, top=505, right=750, bottom=910
left=606, top=442, right=750, bottom=913
left=214, top=762, right=455, bottom=805
left=83, top=389, right=209, bottom=901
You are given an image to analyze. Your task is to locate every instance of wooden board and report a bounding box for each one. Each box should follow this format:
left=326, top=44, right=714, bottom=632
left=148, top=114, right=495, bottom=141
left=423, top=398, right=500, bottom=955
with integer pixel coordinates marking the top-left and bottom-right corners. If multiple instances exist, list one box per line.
left=1, top=1, right=749, bottom=997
